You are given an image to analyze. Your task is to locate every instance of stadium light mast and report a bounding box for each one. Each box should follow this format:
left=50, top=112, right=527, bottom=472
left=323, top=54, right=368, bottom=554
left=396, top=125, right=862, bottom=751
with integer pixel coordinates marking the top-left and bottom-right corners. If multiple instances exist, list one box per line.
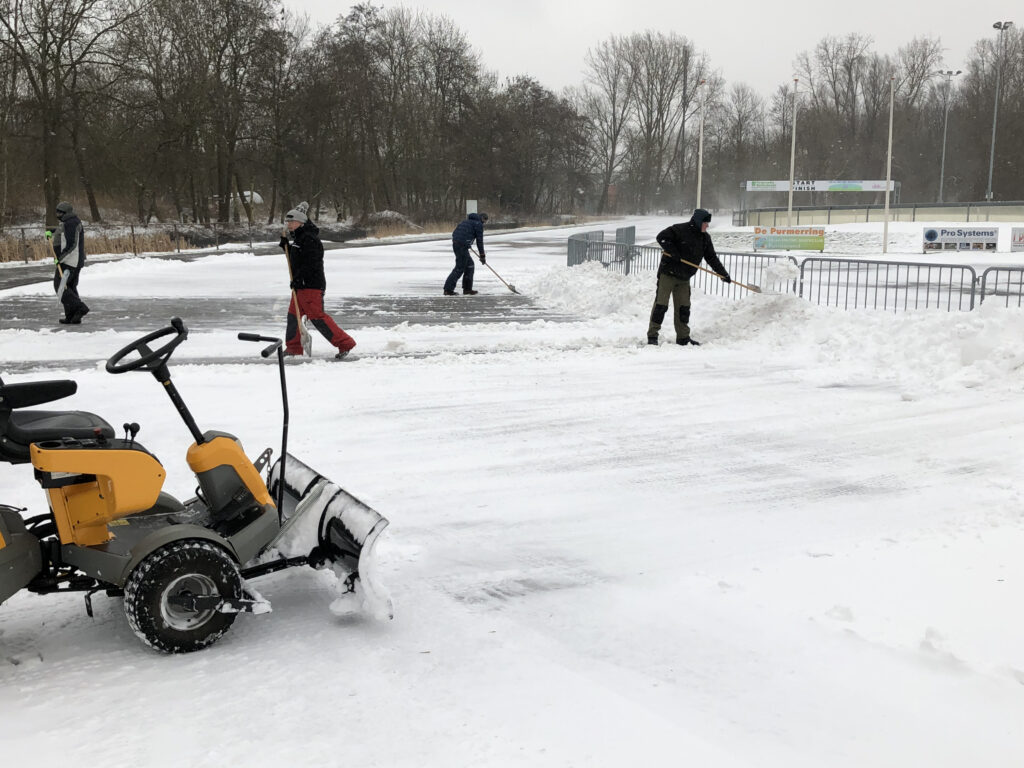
left=696, top=79, right=707, bottom=209
left=985, top=21, right=1013, bottom=201
left=882, top=75, right=895, bottom=255
left=937, top=69, right=962, bottom=204
left=787, top=77, right=798, bottom=226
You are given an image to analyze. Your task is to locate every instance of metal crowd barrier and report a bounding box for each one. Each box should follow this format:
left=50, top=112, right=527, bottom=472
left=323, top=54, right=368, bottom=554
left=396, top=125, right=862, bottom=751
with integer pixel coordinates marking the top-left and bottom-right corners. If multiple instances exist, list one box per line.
left=979, top=267, right=1024, bottom=308
left=799, top=258, right=977, bottom=312
left=566, top=232, right=1024, bottom=312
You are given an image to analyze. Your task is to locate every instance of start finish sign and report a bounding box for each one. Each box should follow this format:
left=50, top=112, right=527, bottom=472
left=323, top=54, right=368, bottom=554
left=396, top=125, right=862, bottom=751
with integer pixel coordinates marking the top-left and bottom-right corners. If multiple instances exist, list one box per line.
left=753, top=226, right=825, bottom=252
left=923, top=227, right=997, bottom=253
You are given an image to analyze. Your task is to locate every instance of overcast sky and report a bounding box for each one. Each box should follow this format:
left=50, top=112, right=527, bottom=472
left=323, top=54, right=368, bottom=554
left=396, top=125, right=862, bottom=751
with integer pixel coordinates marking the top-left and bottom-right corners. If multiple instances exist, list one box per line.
left=284, top=0, right=1014, bottom=96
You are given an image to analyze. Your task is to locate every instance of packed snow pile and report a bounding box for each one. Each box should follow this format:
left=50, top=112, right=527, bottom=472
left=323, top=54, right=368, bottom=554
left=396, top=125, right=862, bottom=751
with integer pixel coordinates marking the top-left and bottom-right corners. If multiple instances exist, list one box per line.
left=521, top=256, right=1024, bottom=397
left=364, top=210, right=421, bottom=230
left=522, top=261, right=651, bottom=319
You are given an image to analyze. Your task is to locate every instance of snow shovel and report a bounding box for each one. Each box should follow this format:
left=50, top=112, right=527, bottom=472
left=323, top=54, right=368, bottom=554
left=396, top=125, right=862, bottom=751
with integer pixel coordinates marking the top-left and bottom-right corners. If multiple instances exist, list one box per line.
left=470, top=246, right=519, bottom=294
left=670, top=253, right=762, bottom=293
left=54, top=260, right=70, bottom=308
left=49, top=230, right=70, bottom=309
left=267, top=454, right=393, bottom=620
left=284, top=239, right=313, bottom=356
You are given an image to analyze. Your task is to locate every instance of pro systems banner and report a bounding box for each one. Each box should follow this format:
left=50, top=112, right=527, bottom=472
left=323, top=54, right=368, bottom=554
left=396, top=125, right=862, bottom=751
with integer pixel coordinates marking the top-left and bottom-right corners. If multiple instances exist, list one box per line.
left=922, top=227, right=998, bottom=253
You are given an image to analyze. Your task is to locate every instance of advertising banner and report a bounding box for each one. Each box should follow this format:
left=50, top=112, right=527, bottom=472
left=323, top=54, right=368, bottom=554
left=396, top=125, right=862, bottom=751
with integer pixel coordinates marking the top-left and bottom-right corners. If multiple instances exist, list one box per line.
left=753, top=226, right=825, bottom=252
left=922, top=227, right=998, bottom=253
left=745, top=180, right=895, bottom=192
left=1012, top=227, right=1024, bottom=253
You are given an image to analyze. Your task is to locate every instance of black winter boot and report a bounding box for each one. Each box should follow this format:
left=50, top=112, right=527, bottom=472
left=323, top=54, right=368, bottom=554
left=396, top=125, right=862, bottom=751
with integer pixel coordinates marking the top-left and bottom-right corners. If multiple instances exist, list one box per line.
left=647, top=336, right=658, bottom=345
left=463, top=289, right=478, bottom=295
left=676, top=337, right=701, bottom=346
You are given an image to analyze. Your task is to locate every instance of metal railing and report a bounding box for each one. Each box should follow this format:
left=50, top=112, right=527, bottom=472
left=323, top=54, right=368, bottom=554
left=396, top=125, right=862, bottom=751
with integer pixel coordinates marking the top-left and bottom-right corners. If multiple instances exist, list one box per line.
left=799, top=259, right=977, bottom=311
left=979, top=267, right=1024, bottom=308
left=567, top=231, right=799, bottom=296
left=566, top=232, right=1021, bottom=312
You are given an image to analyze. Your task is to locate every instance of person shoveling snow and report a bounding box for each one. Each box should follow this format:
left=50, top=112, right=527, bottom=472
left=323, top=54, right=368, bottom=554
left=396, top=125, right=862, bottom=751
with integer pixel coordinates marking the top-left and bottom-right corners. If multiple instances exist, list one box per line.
left=647, top=209, right=732, bottom=346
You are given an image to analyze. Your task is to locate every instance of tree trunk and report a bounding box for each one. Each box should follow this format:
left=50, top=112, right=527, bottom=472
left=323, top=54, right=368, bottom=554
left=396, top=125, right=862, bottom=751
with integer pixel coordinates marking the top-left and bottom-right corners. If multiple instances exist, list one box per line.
left=70, top=128, right=101, bottom=222
left=42, top=120, right=61, bottom=229
left=234, top=173, right=253, bottom=224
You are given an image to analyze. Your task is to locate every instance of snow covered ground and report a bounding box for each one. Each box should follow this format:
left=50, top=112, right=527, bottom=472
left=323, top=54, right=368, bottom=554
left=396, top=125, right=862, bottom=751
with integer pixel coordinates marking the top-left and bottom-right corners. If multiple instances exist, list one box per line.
left=2, top=216, right=1023, bottom=767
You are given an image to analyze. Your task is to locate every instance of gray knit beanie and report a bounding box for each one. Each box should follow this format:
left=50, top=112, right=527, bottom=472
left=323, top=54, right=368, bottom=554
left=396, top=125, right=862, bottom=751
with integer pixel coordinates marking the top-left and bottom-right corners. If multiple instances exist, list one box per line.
left=285, top=200, right=309, bottom=223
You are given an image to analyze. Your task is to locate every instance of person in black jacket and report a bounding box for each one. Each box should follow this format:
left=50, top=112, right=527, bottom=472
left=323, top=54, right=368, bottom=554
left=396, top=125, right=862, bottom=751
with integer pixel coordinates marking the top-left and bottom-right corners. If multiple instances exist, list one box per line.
left=51, top=201, right=90, bottom=325
left=444, top=212, right=487, bottom=295
left=647, top=208, right=730, bottom=346
left=279, top=204, right=356, bottom=359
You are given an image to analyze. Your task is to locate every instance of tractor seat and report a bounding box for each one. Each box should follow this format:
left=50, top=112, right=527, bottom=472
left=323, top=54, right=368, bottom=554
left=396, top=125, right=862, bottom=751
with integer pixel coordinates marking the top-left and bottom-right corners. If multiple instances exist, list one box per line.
left=6, top=409, right=115, bottom=444
left=0, top=377, right=115, bottom=464
left=1, top=410, right=116, bottom=463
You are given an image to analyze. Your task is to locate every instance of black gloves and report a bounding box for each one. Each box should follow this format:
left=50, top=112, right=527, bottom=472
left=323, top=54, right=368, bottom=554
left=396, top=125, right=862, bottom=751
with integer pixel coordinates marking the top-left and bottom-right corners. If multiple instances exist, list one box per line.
left=479, top=253, right=486, bottom=264
left=279, top=235, right=289, bottom=249
left=721, top=274, right=732, bottom=284
left=289, top=280, right=297, bottom=290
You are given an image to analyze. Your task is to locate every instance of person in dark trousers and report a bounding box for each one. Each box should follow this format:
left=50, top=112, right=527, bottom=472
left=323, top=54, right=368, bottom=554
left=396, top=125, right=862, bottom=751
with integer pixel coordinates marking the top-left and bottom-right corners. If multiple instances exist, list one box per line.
left=647, top=208, right=730, bottom=346
left=52, top=201, right=90, bottom=325
left=444, top=212, right=488, bottom=295
left=280, top=204, right=356, bottom=359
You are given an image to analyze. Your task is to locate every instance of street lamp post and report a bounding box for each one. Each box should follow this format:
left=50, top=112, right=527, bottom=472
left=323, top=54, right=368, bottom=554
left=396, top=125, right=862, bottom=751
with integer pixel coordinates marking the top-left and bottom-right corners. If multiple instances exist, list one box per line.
left=696, top=79, right=707, bottom=209
left=787, top=77, right=798, bottom=226
left=882, top=75, right=895, bottom=255
left=986, top=21, right=1014, bottom=202
left=937, top=69, right=962, bottom=203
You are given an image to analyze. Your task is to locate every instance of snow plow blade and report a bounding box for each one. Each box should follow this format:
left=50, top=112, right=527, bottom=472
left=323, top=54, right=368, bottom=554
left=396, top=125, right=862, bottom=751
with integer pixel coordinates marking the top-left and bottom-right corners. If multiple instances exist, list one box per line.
left=267, top=455, right=392, bottom=619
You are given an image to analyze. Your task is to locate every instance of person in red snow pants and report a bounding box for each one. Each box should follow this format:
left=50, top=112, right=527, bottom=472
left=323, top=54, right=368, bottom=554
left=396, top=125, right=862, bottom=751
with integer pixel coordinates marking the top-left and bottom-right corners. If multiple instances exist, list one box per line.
left=280, top=204, right=356, bottom=358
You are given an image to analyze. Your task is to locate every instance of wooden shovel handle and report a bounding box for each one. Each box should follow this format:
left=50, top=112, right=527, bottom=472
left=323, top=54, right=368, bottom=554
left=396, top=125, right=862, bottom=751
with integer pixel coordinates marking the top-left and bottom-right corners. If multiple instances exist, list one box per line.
left=664, top=252, right=761, bottom=293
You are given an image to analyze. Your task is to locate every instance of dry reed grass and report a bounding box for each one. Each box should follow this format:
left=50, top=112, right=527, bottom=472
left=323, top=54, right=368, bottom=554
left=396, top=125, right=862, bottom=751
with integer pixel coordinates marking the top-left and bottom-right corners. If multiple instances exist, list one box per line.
left=369, top=219, right=456, bottom=238
left=0, top=231, right=178, bottom=263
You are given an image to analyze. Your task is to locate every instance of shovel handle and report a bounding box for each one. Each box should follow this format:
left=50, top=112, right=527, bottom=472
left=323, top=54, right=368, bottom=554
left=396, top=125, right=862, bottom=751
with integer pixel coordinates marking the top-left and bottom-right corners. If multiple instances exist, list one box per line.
left=666, top=253, right=761, bottom=293
left=470, top=246, right=519, bottom=294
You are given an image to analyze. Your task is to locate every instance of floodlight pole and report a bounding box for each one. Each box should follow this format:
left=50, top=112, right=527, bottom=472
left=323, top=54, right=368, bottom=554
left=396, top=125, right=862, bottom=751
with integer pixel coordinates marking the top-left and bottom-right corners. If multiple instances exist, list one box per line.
left=787, top=77, right=798, bottom=226
left=882, top=75, right=895, bottom=255
left=696, top=79, right=707, bottom=209
left=985, top=21, right=1013, bottom=202
left=937, top=69, right=962, bottom=203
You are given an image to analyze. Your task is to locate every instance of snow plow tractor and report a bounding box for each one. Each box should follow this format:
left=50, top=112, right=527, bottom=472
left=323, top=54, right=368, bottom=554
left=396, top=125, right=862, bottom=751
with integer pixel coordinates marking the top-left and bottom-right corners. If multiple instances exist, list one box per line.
left=0, top=318, right=391, bottom=653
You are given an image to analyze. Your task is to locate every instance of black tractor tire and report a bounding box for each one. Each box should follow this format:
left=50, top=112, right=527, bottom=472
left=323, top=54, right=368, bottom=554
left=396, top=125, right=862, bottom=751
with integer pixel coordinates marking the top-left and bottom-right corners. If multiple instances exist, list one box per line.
left=123, top=539, right=242, bottom=653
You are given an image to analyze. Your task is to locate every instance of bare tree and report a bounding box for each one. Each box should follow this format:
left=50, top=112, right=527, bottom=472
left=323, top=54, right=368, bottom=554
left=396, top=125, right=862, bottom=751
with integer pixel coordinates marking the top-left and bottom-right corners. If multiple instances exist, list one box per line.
left=0, top=0, right=144, bottom=224
left=580, top=36, right=634, bottom=214
left=622, top=31, right=705, bottom=212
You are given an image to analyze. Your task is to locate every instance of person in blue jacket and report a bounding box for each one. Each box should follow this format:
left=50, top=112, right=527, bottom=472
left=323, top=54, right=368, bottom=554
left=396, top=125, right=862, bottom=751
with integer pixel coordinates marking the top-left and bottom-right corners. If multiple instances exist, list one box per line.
left=444, top=212, right=488, bottom=295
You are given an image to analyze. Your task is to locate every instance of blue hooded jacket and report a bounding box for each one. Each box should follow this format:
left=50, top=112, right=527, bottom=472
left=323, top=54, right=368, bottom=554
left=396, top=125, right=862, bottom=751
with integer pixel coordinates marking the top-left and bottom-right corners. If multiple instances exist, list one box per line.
left=452, top=213, right=485, bottom=255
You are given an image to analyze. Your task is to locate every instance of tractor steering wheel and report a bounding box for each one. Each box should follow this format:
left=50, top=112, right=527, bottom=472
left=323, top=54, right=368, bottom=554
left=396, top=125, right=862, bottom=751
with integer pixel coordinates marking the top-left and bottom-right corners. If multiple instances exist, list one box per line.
left=106, top=318, right=189, bottom=374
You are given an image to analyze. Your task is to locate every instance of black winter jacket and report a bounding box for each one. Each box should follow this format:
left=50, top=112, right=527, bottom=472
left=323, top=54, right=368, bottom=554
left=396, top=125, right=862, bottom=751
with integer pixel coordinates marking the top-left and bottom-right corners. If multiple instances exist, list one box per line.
left=655, top=209, right=728, bottom=280
left=281, top=221, right=326, bottom=290
left=53, top=213, right=86, bottom=269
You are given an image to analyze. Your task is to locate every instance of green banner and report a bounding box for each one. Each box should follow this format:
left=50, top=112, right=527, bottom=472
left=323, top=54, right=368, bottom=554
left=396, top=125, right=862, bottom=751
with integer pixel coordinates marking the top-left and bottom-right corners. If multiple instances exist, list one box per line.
left=753, top=234, right=825, bottom=251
